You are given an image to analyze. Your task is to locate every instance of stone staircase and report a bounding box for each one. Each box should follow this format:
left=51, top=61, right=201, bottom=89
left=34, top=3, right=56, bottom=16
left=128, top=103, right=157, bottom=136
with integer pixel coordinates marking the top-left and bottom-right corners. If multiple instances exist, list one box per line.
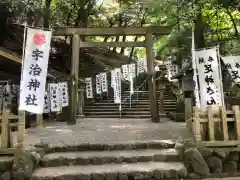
left=84, top=90, right=177, bottom=118
left=32, top=140, right=187, bottom=179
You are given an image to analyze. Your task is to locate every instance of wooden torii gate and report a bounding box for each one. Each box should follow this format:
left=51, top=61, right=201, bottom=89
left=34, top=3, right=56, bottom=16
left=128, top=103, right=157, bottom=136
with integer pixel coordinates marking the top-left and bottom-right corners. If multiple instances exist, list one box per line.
left=53, top=26, right=171, bottom=124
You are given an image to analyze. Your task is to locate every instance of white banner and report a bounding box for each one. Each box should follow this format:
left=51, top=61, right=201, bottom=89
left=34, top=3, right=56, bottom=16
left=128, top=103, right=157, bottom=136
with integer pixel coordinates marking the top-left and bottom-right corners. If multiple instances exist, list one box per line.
left=49, top=83, right=61, bottom=112
left=195, top=47, right=223, bottom=110
left=129, top=64, right=136, bottom=94
left=114, top=68, right=121, bottom=104
left=129, top=64, right=136, bottom=79
left=137, top=60, right=145, bottom=75
left=96, top=74, right=102, bottom=95
left=43, top=92, right=50, bottom=113
left=111, top=70, right=115, bottom=88
left=222, top=56, right=240, bottom=84
left=100, top=72, right=108, bottom=92
left=191, top=28, right=200, bottom=108
left=122, top=64, right=129, bottom=80
left=19, top=28, right=51, bottom=114
left=85, top=77, right=93, bottom=98
left=58, top=82, right=69, bottom=107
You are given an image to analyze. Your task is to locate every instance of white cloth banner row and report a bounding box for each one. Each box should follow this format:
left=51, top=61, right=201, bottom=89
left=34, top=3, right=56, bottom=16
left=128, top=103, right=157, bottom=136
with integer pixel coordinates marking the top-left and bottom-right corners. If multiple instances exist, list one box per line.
left=43, top=82, right=69, bottom=113
left=85, top=60, right=144, bottom=101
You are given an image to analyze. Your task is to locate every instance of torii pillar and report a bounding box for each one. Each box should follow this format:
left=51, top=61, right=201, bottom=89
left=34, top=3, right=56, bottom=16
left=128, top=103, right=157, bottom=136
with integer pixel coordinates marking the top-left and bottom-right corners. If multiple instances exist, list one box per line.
left=145, top=31, right=159, bottom=122
left=68, top=34, right=80, bottom=125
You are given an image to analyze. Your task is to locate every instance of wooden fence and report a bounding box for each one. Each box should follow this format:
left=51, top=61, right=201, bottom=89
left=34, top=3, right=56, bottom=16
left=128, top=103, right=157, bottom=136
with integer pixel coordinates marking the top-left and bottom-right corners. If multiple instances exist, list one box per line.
left=192, top=105, right=240, bottom=147
left=0, top=109, right=43, bottom=155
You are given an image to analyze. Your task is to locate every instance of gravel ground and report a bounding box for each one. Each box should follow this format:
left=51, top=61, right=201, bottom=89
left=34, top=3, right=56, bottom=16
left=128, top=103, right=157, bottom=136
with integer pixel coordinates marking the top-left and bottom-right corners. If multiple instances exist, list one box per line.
left=5, top=117, right=193, bottom=149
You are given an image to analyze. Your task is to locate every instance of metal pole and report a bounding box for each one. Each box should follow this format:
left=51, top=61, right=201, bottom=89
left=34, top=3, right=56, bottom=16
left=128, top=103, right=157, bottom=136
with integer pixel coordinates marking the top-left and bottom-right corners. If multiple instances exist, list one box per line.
left=119, top=104, right=122, bottom=118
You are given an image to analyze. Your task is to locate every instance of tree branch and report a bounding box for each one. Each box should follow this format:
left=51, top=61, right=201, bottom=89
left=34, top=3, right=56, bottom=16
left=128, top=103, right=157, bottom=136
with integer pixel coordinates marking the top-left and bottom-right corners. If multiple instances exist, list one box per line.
left=225, top=8, right=239, bottom=39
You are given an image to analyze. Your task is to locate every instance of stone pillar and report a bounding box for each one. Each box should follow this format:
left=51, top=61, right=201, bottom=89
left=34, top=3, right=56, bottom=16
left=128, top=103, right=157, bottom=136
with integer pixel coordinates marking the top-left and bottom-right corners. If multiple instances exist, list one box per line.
left=145, top=31, right=159, bottom=122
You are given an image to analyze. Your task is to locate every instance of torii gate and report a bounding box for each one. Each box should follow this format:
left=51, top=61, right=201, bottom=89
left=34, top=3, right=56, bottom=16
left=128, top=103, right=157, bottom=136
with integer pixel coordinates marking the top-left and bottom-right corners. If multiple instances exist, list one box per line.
left=53, top=26, right=171, bottom=124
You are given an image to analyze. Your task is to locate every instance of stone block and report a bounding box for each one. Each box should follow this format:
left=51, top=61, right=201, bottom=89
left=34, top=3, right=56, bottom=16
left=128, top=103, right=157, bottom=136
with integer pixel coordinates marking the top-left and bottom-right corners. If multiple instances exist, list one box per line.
left=223, top=161, right=237, bottom=173
left=199, top=148, right=212, bottom=160
left=212, top=149, right=229, bottom=161
left=183, top=148, right=210, bottom=176
left=105, top=172, right=117, bottom=180
left=228, top=151, right=239, bottom=161
left=206, top=156, right=222, bottom=174
left=92, top=172, right=105, bottom=180
left=118, top=172, right=128, bottom=180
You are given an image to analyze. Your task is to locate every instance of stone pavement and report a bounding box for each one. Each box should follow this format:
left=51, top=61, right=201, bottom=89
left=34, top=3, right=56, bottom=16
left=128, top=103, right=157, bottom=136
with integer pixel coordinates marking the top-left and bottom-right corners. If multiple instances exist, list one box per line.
left=8, top=117, right=193, bottom=149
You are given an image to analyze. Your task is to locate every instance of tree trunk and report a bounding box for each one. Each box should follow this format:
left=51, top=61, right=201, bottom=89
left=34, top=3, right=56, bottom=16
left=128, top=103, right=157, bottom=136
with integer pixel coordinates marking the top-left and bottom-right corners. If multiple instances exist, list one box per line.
left=43, top=0, right=52, bottom=28
left=194, top=10, right=205, bottom=49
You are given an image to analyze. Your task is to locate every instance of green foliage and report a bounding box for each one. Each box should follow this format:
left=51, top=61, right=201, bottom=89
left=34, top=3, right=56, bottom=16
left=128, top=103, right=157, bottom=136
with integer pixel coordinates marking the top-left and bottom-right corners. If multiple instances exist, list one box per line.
left=1, top=0, right=240, bottom=62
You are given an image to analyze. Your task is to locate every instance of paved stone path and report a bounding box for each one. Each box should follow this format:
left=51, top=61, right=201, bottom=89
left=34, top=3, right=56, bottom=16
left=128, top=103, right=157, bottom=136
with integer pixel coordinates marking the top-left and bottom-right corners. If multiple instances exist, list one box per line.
left=8, top=117, right=193, bottom=149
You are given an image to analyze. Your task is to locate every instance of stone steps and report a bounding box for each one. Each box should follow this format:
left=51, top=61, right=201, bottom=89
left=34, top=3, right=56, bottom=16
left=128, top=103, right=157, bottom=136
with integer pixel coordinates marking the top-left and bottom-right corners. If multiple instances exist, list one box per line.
left=84, top=114, right=151, bottom=118
left=40, top=149, right=180, bottom=167
left=84, top=90, right=177, bottom=118
left=32, top=140, right=187, bottom=180
left=32, top=162, right=187, bottom=180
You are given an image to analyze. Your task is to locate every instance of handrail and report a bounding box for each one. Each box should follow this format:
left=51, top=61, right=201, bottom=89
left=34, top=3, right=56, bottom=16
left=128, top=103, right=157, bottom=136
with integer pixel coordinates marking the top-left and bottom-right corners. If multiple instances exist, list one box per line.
left=119, top=77, right=149, bottom=118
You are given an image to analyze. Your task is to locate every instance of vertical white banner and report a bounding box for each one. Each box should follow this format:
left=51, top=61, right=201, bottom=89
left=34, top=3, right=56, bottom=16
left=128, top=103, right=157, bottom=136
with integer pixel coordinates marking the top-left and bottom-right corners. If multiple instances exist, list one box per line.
left=96, top=74, right=102, bottom=95
left=222, top=56, right=240, bottom=84
left=122, top=64, right=129, bottom=80
left=129, top=64, right=136, bottom=94
left=129, top=64, right=136, bottom=79
left=59, top=82, right=69, bottom=107
left=114, top=68, right=121, bottom=104
left=100, top=72, right=108, bottom=92
left=195, top=47, right=223, bottom=111
left=49, top=83, right=61, bottom=112
left=111, top=70, right=115, bottom=88
left=43, top=92, right=50, bottom=113
left=19, top=28, right=51, bottom=114
left=191, top=28, right=201, bottom=108
left=85, top=77, right=93, bottom=99
left=137, top=60, right=145, bottom=75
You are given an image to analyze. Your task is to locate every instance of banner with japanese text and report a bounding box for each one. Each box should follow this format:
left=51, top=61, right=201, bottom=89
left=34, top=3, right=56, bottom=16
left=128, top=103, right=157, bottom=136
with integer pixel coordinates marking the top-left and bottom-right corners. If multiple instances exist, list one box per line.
left=122, top=64, right=129, bottom=81
left=195, top=47, right=223, bottom=111
left=137, top=60, right=145, bottom=75
left=49, top=83, right=61, bottom=112
left=19, top=28, right=51, bottom=114
left=129, top=64, right=136, bottom=94
left=111, top=70, right=115, bottom=88
left=58, top=82, right=69, bottom=107
left=100, top=72, right=108, bottom=92
left=191, top=28, right=200, bottom=108
left=114, top=68, right=121, bottom=104
left=43, top=92, right=50, bottom=113
left=222, top=56, right=240, bottom=84
left=85, top=77, right=93, bottom=99
left=96, top=74, right=102, bottom=95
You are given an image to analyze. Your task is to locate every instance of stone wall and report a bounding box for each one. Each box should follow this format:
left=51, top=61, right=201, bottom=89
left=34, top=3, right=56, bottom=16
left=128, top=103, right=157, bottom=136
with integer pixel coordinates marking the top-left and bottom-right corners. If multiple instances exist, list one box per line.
left=0, top=147, right=44, bottom=180
left=184, top=147, right=240, bottom=178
